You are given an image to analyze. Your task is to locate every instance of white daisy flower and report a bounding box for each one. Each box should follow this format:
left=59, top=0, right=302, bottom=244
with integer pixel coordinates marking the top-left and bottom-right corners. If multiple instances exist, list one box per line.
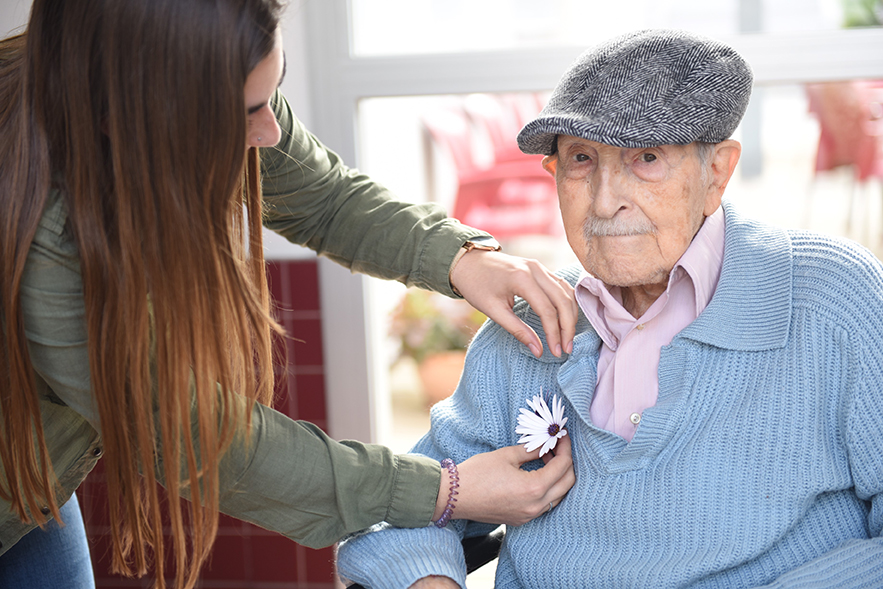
left=515, top=393, right=568, bottom=457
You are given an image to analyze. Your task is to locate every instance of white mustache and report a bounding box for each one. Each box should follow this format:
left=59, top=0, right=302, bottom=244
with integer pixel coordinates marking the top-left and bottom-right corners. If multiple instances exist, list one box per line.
left=583, top=216, right=656, bottom=237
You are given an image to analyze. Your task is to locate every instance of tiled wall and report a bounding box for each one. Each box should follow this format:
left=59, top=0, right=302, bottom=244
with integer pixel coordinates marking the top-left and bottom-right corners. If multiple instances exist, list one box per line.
left=79, top=259, right=337, bottom=588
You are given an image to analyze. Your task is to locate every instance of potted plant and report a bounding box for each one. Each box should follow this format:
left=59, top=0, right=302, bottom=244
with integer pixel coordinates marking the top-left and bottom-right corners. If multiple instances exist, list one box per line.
left=388, top=289, right=486, bottom=406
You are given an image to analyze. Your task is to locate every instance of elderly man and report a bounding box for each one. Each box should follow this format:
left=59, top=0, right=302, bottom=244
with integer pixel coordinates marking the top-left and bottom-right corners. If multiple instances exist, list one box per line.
left=336, top=29, right=883, bottom=588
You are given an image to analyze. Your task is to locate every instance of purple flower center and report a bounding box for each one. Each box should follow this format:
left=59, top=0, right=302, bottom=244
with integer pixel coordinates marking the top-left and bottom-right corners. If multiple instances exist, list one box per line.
left=547, top=423, right=560, bottom=436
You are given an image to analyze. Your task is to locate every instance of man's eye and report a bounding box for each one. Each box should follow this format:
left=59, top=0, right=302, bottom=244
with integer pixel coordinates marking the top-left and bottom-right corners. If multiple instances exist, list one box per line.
left=641, top=153, right=657, bottom=163
left=575, top=153, right=591, bottom=162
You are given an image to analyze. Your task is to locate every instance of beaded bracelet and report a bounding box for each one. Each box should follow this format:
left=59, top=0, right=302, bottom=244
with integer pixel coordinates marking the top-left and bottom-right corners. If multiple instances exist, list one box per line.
left=433, top=458, right=460, bottom=528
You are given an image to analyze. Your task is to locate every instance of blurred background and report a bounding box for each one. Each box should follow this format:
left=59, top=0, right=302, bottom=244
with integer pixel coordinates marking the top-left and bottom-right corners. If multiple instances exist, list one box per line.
left=2, top=0, right=881, bottom=587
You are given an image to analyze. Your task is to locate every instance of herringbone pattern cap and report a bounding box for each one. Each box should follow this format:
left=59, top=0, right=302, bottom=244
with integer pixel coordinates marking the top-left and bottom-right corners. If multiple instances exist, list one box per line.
left=517, top=29, right=753, bottom=154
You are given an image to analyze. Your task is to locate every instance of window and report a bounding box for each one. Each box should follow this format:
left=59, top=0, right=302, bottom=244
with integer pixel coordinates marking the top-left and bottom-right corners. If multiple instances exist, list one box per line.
left=304, top=0, right=883, bottom=447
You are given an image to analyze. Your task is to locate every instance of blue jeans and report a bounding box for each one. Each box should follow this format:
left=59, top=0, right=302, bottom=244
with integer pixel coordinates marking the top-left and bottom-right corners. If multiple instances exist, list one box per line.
left=0, top=493, right=95, bottom=588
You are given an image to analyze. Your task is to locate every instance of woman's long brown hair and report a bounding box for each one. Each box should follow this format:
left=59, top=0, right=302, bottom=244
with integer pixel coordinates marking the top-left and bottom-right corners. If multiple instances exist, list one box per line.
left=0, top=0, right=283, bottom=587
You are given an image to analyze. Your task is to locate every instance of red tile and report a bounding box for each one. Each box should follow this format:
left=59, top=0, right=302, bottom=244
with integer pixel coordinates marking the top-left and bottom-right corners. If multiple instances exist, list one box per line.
left=77, top=482, right=110, bottom=530
left=267, top=260, right=321, bottom=313
left=95, top=580, right=149, bottom=588
left=217, top=513, right=244, bottom=532
left=239, top=520, right=275, bottom=536
left=249, top=535, right=301, bottom=583
left=87, top=532, right=113, bottom=573
left=288, top=319, right=324, bottom=366
left=201, top=535, right=246, bottom=581
left=293, top=373, right=327, bottom=422
left=268, top=372, right=296, bottom=419
left=286, top=261, right=320, bottom=311
left=265, top=260, right=285, bottom=302
left=303, top=545, right=336, bottom=584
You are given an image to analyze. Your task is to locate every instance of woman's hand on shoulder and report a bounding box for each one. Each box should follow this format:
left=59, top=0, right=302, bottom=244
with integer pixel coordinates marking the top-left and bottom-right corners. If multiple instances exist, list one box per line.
left=450, top=250, right=576, bottom=359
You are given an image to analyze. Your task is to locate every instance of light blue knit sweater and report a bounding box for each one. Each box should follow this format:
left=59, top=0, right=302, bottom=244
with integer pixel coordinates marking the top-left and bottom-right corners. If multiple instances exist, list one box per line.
left=337, top=203, right=883, bottom=588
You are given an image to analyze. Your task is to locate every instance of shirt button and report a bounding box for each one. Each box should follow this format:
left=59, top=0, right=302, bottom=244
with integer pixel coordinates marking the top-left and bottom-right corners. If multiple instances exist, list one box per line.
left=629, top=412, right=642, bottom=425
left=635, top=324, right=645, bottom=331
left=92, top=447, right=103, bottom=458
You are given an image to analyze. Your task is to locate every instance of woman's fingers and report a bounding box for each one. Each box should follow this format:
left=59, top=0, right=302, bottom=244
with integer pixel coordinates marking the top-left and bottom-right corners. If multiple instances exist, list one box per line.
left=453, top=436, right=575, bottom=526
left=450, top=251, right=577, bottom=358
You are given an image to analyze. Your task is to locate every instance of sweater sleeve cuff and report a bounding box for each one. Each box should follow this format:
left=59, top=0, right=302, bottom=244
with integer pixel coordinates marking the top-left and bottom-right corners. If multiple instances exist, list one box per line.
left=386, top=454, right=442, bottom=527
left=337, top=525, right=467, bottom=589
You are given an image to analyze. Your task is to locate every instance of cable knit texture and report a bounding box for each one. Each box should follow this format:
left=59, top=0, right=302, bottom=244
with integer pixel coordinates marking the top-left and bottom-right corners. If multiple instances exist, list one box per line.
left=337, top=202, right=883, bottom=589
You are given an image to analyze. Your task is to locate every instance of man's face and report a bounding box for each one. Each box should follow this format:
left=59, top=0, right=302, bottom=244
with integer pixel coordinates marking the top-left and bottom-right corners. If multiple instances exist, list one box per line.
left=543, top=136, right=723, bottom=289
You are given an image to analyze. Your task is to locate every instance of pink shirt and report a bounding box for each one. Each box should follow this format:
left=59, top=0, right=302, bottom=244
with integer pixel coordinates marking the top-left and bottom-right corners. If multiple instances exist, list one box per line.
left=575, top=207, right=726, bottom=441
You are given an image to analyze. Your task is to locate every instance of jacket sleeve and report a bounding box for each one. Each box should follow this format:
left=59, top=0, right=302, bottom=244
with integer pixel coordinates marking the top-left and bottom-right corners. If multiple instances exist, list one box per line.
left=19, top=190, right=442, bottom=550
left=336, top=321, right=517, bottom=589
left=217, top=400, right=442, bottom=549
left=259, top=91, right=490, bottom=297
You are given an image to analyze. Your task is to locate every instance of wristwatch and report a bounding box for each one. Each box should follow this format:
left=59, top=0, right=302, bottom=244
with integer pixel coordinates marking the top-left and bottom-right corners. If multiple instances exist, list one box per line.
left=450, top=236, right=503, bottom=296
left=461, top=236, right=502, bottom=253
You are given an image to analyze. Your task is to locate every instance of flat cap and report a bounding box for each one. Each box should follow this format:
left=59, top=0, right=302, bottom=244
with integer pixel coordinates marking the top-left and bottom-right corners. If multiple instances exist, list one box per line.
left=518, top=29, right=753, bottom=154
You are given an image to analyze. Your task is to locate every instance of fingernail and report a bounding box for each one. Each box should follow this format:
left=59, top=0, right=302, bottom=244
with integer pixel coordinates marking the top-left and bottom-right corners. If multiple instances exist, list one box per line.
left=554, top=344, right=562, bottom=357
left=566, top=341, right=573, bottom=354
left=529, top=343, right=541, bottom=357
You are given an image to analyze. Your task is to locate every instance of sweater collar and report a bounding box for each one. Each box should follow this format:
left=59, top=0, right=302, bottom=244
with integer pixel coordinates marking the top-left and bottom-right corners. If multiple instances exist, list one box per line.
left=675, top=200, right=793, bottom=351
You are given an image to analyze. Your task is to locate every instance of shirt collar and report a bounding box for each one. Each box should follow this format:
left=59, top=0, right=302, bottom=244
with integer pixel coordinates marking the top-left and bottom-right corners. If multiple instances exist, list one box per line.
left=678, top=206, right=725, bottom=317
left=575, top=207, right=726, bottom=341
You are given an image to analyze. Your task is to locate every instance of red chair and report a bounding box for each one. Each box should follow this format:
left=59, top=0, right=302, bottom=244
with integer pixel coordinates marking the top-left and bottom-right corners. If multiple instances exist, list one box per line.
left=806, top=80, right=883, bottom=182
left=422, top=94, right=562, bottom=240
left=805, top=80, right=883, bottom=236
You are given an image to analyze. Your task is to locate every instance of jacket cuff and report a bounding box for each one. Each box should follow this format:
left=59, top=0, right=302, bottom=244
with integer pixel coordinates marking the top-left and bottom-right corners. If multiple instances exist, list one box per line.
left=386, top=454, right=442, bottom=527
left=417, top=222, right=491, bottom=298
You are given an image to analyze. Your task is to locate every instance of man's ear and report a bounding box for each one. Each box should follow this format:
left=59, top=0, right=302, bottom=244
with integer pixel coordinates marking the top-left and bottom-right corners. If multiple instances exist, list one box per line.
left=703, top=140, right=741, bottom=216
left=542, top=154, right=558, bottom=177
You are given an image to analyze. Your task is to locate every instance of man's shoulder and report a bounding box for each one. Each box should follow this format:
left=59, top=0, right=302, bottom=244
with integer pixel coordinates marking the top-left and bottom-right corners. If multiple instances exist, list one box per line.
left=724, top=204, right=883, bottom=296
left=471, top=263, right=585, bottom=363
left=786, top=228, right=883, bottom=289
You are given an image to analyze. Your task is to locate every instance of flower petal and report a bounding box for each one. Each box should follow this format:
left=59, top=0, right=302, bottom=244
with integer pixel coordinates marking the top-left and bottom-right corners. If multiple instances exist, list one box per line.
left=517, top=411, right=550, bottom=429
left=517, top=433, right=547, bottom=445
left=516, top=414, right=550, bottom=432
left=551, top=395, right=565, bottom=423
left=537, top=401, right=555, bottom=424
left=538, top=435, right=558, bottom=457
left=524, top=395, right=543, bottom=415
left=521, top=436, right=547, bottom=453
left=517, top=407, right=543, bottom=422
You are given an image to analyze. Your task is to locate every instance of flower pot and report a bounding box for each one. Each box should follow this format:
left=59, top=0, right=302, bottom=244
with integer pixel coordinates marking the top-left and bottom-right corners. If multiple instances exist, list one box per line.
left=417, top=350, right=467, bottom=407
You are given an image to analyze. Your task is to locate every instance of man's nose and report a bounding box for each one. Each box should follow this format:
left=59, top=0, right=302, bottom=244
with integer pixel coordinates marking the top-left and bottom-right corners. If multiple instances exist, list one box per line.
left=589, top=165, right=629, bottom=219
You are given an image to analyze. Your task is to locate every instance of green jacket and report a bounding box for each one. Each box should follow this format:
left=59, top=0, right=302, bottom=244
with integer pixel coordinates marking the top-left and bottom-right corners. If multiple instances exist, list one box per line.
left=1, top=91, right=489, bottom=553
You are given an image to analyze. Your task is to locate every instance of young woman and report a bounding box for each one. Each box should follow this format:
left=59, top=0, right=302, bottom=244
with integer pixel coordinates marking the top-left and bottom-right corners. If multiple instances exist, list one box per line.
left=0, top=1, right=576, bottom=587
